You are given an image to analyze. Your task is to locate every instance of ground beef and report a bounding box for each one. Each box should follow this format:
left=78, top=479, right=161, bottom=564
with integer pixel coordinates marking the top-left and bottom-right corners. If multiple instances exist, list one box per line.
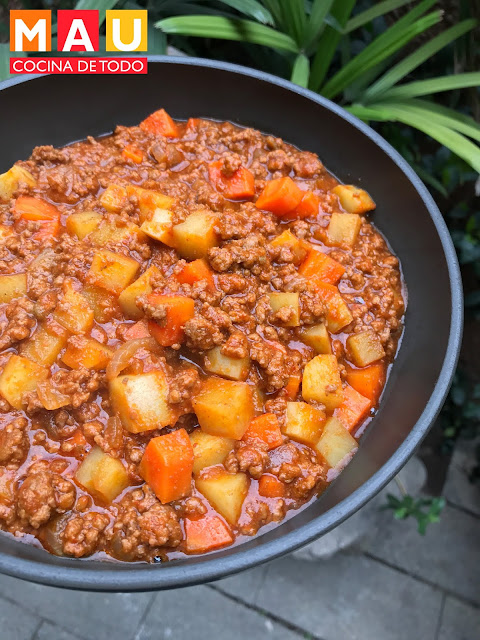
left=62, top=512, right=110, bottom=557
left=17, top=467, right=76, bottom=528
left=184, top=303, right=232, bottom=351
left=224, top=442, right=269, bottom=479
left=269, top=443, right=326, bottom=501
left=0, top=297, right=35, bottom=351
left=249, top=336, right=290, bottom=392
left=0, top=416, right=29, bottom=468
left=108, top=487, right=182, bottom=561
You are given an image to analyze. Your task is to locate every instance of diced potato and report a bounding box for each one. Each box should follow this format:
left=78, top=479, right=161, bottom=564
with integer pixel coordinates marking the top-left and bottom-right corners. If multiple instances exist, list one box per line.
left=316, top=282, right=353, bottom=333
left=315, top=417, right=358, bottom=469
left=36, top=380, right=70, bottom=410
left=0, top=273, right=27, bottom=303
left=53, top=280, right=94, bottom=335
left=283, top=402, right=326, bottom=446
left=332, top=185, right=375, bottom=214
left=204, top=347, right=250, bottom=382
left=109, top=371, right=176, bottom=433
left=82, top=285, right=119, bottom=323
left=269, top=230, right=308, bottom=265
left=346, top=330, right=386, bottom=367
left=192, top=377, right=254, bottom=440
left=88, top=250, right=140, bottom=295
left=190, top=430, right=234, bottom=475
left=62, top=336, right=112, bottom=370
left=327, top=212, right=362, bottom=247
left=75, top=446, right=129, bottom=502
left=99, top=184, right=128, bottom=213
left=118, top=265, right=160, bottom=320
left=302, top=354, right=344, bottom=411
left=0, top=355, right=48, bottom=409
left=268, top=292, right=300, bottom=327
left=66, top=211, right=102, bottom=239
left=126, top=185, right=175, bottom=223
left=195, top=468, right=248, bottom=525
left=302, top=323, right=331, bottom=354
left=89, top=218, right=144, bottom=248
left=140, top=208, right=176, bottom=247
left=172, top=209, right=218, bottom=259
left=21, top=322, right=68, bottom=366
left=0, top=165, right=36, bottom=202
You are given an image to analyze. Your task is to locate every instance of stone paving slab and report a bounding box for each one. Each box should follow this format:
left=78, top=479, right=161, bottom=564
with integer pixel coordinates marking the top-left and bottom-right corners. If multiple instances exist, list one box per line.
left=214, top=563, right=267, bottom=605
left=0, top=573, right=152, bottom=640
left=0, top=594, right=40, bottom=640
left=34, top=621, right=84, bottom=640
left=136, top=584, right=301, bottom=640
left=218, top=553, right=442, bottom=640
left=444, top=439, right=480, bottom=517
left=362, top=503, right=480, bottom=605
left=438, top=596, right=480, bottom=640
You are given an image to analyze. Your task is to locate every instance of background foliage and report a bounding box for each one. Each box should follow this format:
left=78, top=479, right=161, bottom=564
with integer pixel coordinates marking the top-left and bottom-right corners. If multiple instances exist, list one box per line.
left=0, top=0, right=479, bottom=526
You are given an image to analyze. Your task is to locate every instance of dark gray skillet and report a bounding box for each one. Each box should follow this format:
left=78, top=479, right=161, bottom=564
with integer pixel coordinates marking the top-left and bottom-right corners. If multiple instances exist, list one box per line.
left=0, top=56, right=463, bottom=591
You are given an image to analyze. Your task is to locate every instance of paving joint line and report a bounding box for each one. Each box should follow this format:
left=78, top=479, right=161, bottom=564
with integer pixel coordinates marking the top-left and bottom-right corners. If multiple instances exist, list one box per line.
left=132, top=592, right=157, bottom=640
left=207, top=582, right=327, bottom=640
left=29, top=618, right=45, bottom=640
left=0, top=590, right=91, bottom=640
left=446, top=499, right=480, bottom=520
left=433, top=593, right=446, bottom=640
left=362, top=552, right=480, bottom=611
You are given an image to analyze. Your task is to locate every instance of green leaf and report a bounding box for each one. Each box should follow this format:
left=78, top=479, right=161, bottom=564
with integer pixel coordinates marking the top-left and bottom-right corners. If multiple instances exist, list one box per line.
left=215, top=0, right=274, bottom=25
left=304, top=0, right=335, bottom=50
left=413, top=163, right=449, bottom=197
left=279, top=0, right=306, bottom=44
left=350, top=102, right=480, bottom=173
left=155, top=16, right=299, bottom=53
left=262, top=0, right=283, bottom=27
left=322, top=10, right=442, bottom=99
left=399, top=98, right=480, bottom=142
left=378, top=72, right=480, bottom=99
left=0, top=43, right=11, bottom=83
left=309, top=0, right=356, bottom=91
left=364, top=19, right=478, bottom=102
left=291, top=53, right=310, bottom=88
left=74, top=0, right=118, bottom=27
left=345, top=0, right=413, bottom=34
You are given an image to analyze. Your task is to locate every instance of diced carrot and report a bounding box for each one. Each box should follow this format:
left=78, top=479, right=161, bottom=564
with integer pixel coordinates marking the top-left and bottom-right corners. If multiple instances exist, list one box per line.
left=299, top=248, right=345, bottom=285
left=139, top=428, right=194, bottom=504
left=14, top=196, right=61, bottom=240
left=258, top=474, right=285, bottom=498
left=208, top=161, right=255, bottom=200
left=335, top=385, right=372, bottom=432
left=284, top=374, right=301, bottom=399
left=346, top=363, right=386, bottom=404
left=147, top=294, right=195, bottom=347
left=242, top=413, right=283, bottom=450
left=255, top=177, right=303, bottom=216
left=290, top=190, right=320, bottom=219
left=14, top=196, right=59, bottom=221
left=315, top=281, right=353, bottom=332
left=184, top=118, right=200, bottom=135
left=176, top=259, right=214, bottom=288
left=140, top=109, right=179, bottom=138
left=184, top=514, right=234, bottom=553
left=122, top=145, right=144, bottom=164
left=123, top=319, right=151, bottom=341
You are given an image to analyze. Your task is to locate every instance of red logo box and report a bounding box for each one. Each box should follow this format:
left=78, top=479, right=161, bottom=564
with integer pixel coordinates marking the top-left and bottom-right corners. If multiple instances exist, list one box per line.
left=57, top=10, right=99, bottom=52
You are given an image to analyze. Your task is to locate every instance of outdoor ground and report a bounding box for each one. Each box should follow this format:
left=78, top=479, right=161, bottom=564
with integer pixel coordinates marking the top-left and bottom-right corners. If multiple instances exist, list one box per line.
left=0, top=437, right=478, bottom=640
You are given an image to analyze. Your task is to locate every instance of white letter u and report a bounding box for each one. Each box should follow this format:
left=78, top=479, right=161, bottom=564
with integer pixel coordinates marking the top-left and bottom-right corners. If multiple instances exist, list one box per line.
left=112, top=18, right=142, bottom=51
